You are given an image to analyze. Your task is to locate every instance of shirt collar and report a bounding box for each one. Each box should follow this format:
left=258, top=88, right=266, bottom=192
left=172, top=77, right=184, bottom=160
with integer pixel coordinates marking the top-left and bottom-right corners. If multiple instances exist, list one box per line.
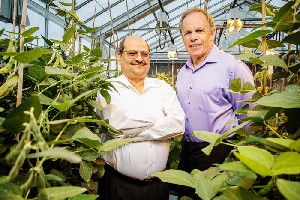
left=116, top=75, right=159, bottom=91
left=185, top=44, right=219, bottom=70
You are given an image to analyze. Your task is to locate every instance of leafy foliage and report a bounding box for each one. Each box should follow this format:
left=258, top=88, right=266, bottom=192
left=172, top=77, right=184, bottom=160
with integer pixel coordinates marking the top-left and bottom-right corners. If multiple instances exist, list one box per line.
left=155, top=1, right=300, bottom=199
left=0, top=3, right=127, bottom=199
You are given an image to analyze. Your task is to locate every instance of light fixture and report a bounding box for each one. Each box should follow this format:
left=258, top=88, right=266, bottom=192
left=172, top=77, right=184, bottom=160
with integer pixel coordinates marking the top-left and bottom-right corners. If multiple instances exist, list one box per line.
left=168, top=44, right=177, bottom=60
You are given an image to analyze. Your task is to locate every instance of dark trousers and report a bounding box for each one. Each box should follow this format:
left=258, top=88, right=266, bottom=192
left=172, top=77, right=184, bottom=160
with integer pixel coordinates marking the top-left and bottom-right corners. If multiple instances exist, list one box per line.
left=176, top=140, right=233, bottom=199
left=98, top=164, right=169, bottom=200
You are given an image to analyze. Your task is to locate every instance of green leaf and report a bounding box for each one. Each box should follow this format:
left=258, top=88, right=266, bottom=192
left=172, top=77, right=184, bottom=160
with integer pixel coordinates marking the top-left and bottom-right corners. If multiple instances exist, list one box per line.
left=272, top=152, right=300, bottom=175
left=240, top=39, right=261, bottom=48
left=0, top=38, right=10, bottom=47
left=98, top=138, right=136, bottom=152
left=48, top=117, right=120, bottom=134
left=260, top=55, right=287, bottom=69
left=266, top=40, right=285, bottom=48
left=199, top=167, right=220, bottom=180
left=228, top=30, right=273, bottom=48
left=83, top=27, right=97, bottom=34
left=38, top=94, right=54, bottom=105
left=0, top=52, right=18, bottom=57
left=2, top=95, right=42, bottom=133
left=290, top=139, right=300, bottom=152
left=45, top=186, right=87, bottom=199
left=192, top=171, right=217, bottom=200
left=230, top=78, right=241, bottom=92
left=277, top=179, right=300, bottom=200
left=249, top=57, right=264, bottom=65
left=0, top=190, right=24, bottom=200
left=63, top=25, right=76, bottom=43
left=90, top=44, right=102, bottom=57
left=45, top=174, right=63, bottom=182
left=50, top=169, right=66, bottom=182
left=216, top=121, right=250, bottom=144
left=52, top=89, right=98, bottom=111
left=21, top=27, right=39, bottom=37
left=240, top=82, right=255, bottom=94
left=59, top=1, right=73, bottom=6
left=282, top=31, right=300, bottom=45
left=72, top=127, right=101, bottom=149
left=100, top=89, right=111, bottom=104
left=45, top=66, right=77, bottom=77
left=28, top=147, right=82, bottom=163
left=275, top=21, right=296, bottom=32
left=0, top=75, right=18, bottom=99
left=79, top=161, right=93, bottom=182
left=41, top=35, right=53, bottom=46
left=273, top=1, right=293, bottom=22
left=27, top=65, right=47, bottom=82
left=66, top=53, right=85, bottom=65
left=153, top=169, right=195, bottom=188
left=80, top=150, right=98, bottom=161
left=266, top=138, right=295, bottom=149
left=52, top=101, right=73, bottom=111
left=234, top=105, right=249, bottom=115
left=14, top=48, right=50, bottom=64
left=0, top=182, right=22, bottom=196
left=193, top=131, right=220, bottom=144
left=234, top=146, right=274, bottom=176
left=235, top=52, right=257, bottom=62
left=214, top=187, right=265, bottom=200
left=202, top=143, right=215, bottom=155
left=69, top=194, right=98, bottom=200
left=88, top=100, right=103, bottom=111
left=227, top=171, right=257, bottom=189
left=218, top=161, right=251, bottom=173
left=256, top=84, right=300, bottom=108
left=246, top=105, right=279, bottom=122
left=210, top=173, right=230, bottom=190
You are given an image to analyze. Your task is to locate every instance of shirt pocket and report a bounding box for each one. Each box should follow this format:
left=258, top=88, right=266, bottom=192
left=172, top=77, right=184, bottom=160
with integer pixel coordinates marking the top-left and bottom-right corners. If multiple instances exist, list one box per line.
left=196, top=87, right=224, bottom=113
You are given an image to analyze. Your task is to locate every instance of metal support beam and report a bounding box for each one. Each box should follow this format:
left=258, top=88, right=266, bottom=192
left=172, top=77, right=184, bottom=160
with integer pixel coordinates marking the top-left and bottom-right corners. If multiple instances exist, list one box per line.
left=95, top=0, right=174, bottom=38
left=27, top=0, right=65, bottom=28
left=76, top=0, right=94, bottom=10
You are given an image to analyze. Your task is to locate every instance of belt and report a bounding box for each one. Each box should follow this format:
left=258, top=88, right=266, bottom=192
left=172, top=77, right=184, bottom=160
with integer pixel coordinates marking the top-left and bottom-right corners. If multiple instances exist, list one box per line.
left=104, top=164, right=161, bottom=185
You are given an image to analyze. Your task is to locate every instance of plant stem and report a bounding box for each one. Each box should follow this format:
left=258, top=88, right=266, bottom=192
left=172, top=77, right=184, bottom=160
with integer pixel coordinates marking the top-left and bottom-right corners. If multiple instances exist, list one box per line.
left=265, top=122, right=283, bottom=138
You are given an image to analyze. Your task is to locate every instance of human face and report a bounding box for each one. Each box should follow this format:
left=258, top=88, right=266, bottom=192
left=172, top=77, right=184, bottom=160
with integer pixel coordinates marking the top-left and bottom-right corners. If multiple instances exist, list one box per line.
left=181, top=12, right=215, bottom=66
left=118, top=36, right=150, bottom=82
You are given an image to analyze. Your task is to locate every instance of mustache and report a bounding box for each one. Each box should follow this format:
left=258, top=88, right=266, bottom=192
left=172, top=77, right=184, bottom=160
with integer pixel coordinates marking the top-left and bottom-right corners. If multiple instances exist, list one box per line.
left=130, top=60, right=147, bottom=65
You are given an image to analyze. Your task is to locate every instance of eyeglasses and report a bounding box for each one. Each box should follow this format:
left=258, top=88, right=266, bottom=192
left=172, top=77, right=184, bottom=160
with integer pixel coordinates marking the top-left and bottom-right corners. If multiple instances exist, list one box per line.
left=122, top=50, right=150, bottom=59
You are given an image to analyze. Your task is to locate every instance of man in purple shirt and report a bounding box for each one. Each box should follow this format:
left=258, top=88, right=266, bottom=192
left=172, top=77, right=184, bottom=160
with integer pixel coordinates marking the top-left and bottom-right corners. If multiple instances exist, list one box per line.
left=175, top=8, right=254, bottom=199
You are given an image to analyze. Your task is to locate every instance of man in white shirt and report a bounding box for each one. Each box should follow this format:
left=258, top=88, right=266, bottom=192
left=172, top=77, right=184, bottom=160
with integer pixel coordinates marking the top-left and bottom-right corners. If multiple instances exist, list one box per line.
left=97, top=35, right=185, bottom=200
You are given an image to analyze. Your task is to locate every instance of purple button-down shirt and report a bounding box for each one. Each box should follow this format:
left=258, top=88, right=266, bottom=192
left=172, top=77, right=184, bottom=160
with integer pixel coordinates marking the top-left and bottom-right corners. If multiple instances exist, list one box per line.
left=176, top=45, right=254, bottom=142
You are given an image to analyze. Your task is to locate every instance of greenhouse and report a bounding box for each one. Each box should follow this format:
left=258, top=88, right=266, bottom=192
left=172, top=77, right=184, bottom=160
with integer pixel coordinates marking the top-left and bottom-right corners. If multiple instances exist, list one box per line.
left=0, top=0, right=299, bottom=199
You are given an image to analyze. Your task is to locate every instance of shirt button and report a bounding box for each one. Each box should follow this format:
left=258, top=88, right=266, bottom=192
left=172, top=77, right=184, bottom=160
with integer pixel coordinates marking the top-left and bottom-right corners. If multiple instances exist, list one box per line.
left=189, top=86, right=192, bottom=89
left=188, top=102, right=191, bottom=105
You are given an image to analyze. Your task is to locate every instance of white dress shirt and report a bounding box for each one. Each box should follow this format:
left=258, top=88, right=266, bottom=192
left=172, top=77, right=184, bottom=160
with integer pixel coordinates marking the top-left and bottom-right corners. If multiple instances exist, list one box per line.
left=97, top=75, right=185, bottom=179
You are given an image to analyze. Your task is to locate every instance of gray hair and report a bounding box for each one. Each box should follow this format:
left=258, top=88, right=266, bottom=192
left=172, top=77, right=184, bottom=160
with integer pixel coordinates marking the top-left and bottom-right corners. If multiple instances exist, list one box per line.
left=179, top=7, right=216, bottom=34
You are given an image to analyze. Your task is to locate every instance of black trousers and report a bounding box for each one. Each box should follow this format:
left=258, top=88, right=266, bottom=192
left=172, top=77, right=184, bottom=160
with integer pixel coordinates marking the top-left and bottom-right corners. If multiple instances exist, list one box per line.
left=98, top=164, right=169, bottom=200
left=176, top=140, right=233, bottom=199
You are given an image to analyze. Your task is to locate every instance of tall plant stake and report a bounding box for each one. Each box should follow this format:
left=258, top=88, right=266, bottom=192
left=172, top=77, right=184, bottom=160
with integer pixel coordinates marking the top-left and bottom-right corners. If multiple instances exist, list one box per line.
left=16, top=0, right=28, bottom=106
left=11, top=0, right=18, bottom=40
left=261, top=0, right=267, bottom=95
